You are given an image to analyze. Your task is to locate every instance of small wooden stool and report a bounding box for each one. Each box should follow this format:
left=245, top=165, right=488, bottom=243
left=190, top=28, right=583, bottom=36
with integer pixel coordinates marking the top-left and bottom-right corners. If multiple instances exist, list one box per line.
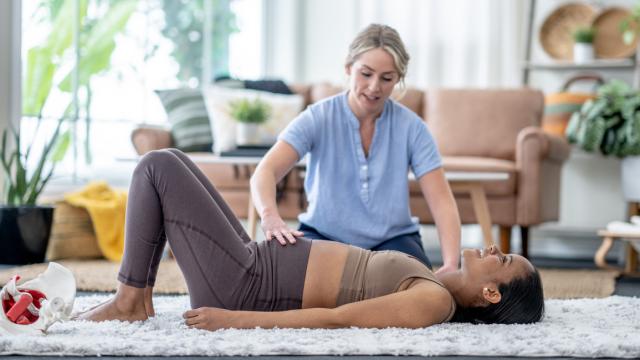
left=595, top=230, right=640, bottom=275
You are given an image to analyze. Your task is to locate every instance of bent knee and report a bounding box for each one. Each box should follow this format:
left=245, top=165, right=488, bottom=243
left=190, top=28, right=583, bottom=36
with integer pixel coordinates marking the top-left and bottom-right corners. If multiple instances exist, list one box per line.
left=134, top=149, right=181, bottom=176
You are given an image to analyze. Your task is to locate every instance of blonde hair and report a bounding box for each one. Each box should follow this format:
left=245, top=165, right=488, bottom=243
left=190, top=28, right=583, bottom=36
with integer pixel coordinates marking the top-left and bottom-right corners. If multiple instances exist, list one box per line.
left=345, top=24, right=410, bottom=86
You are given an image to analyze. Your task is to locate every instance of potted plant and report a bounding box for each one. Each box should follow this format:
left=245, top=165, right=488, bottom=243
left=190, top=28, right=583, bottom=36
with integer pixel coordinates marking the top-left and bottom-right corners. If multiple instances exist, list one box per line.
left=573, top=26, right=596, bottom=64
left=0, top=118, right=70, bottom=265
left=228, top=98, right=271, bottom=146
left=621, top=2, right=640, bottom=45
left=565, top=80, right=640, bottom=201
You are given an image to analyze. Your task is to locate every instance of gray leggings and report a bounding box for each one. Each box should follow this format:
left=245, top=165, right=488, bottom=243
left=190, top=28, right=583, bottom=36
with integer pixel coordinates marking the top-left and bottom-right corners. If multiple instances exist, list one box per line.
left=118, top=149, right=311, bottom=311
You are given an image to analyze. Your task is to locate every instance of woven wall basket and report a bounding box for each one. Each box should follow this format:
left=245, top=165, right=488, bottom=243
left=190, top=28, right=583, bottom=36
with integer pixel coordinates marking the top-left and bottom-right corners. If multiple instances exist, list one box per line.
left=540, top=3, right=597, bottom=60
left=593, top=7, right=639, bottom=59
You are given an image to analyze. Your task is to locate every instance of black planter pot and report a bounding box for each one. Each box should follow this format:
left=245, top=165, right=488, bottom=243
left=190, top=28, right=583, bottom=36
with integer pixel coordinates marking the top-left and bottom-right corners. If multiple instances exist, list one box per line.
left=0, top=205, right=55, bottom=265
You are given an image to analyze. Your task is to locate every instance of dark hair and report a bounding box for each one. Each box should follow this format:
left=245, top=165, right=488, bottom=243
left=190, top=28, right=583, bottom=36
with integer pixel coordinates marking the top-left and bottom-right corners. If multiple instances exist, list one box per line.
left=451, top=268, right=544, bottom=324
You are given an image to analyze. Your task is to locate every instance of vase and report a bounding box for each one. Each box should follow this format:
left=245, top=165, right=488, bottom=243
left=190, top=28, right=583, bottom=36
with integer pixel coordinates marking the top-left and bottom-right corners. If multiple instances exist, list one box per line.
left=621, top=156, right=640, bottom=202
left=0, top=205, right=55, bottom=265
left=236, top=123, right=262, bottom=146
left=573, top=43, right=594, bottom=64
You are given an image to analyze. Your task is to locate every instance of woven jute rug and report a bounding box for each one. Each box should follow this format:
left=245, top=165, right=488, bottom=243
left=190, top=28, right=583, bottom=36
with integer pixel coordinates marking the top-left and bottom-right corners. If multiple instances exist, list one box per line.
left=0, top=260, right=619, bottom=299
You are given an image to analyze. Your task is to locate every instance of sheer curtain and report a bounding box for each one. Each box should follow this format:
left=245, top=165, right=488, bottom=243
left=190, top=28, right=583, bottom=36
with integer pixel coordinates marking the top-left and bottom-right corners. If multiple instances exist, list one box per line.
left=354, top=0, right=527, bottom=88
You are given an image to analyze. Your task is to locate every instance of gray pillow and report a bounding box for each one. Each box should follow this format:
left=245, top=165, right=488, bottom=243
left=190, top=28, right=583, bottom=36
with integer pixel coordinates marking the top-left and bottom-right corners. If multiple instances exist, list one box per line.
left=155, top=88, right=213, bottom=152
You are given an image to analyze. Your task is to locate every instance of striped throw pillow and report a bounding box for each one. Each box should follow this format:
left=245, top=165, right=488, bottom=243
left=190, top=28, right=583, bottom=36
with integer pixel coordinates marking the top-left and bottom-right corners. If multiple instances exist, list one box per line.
left=156, top=88, right=213, bottom=152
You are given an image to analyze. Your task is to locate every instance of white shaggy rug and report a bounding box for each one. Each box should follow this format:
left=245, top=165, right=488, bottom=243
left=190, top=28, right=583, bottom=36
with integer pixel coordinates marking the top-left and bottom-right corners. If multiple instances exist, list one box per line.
left=1, top=295, right=639, bottom=358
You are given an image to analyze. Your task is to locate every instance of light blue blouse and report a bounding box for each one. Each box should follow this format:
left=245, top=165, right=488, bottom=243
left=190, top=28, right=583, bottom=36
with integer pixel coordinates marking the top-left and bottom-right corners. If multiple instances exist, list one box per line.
left=279, top=91, right=441, bottom=248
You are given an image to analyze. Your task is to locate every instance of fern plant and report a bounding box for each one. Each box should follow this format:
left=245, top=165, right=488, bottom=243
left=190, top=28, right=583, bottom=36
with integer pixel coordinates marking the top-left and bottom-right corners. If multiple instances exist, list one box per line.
left=1, top=118, right=70, bottom=206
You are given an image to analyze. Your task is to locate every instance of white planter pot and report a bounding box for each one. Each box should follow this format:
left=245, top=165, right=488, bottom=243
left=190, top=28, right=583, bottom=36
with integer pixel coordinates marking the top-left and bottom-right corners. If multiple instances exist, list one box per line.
left=621, top=156, right=640, bottom=202
left=236, top=123, right=261, bottom=146
left=573, top=43, right=594, bottom=64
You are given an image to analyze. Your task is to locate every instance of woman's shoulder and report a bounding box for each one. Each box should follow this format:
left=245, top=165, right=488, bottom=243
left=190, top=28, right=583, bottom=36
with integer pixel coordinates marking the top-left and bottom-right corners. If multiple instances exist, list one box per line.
left=408, top=280, right=456, bottom=322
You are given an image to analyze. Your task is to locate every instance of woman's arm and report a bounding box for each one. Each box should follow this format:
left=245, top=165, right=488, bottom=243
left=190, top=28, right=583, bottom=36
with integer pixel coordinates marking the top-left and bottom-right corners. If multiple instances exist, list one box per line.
left=183, top=282, right=452, bottom=330
left=418, top=168, right=461, bottom=275
left=250, top=140, right=303, bottom=244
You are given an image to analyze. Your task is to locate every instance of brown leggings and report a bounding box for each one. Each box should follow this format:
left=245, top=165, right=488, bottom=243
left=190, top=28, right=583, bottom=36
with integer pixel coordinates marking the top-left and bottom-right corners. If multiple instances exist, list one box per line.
left=118, top=149, right=311, bottom=311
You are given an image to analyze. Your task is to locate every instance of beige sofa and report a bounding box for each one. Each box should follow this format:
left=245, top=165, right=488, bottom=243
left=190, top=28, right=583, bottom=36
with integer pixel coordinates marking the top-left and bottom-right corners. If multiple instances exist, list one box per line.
left=131, top=83, right=571, bottom=257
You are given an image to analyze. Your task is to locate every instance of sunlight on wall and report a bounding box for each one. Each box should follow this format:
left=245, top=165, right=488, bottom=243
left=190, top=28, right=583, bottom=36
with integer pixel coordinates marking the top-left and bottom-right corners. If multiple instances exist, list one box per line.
left=229, top=0, right=263, bottom=79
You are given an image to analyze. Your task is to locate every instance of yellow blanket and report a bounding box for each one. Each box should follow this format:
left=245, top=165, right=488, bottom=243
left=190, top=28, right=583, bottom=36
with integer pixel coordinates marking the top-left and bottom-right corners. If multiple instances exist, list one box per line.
left=64, top=181, right=127, bottom=262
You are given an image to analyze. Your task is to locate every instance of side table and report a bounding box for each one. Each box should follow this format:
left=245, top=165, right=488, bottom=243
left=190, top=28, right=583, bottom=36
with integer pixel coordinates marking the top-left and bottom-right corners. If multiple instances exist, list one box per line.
left=594, top=201, right=640, bottom=275
left=595, top=230, right=640, bottom=275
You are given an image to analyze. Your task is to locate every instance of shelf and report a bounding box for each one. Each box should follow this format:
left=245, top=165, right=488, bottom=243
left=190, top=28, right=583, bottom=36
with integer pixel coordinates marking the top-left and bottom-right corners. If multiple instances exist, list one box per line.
left=524, top=59, right=636, bottom=71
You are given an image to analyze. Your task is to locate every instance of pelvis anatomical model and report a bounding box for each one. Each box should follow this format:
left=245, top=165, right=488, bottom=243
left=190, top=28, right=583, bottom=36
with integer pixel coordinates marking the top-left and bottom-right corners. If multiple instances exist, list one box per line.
left=0, top=262, right=76, bottom=335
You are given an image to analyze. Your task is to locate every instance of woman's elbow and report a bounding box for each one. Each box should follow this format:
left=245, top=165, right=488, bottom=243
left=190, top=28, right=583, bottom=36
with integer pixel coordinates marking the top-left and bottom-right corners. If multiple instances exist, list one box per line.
left=250, top=165, right=273, bottom=188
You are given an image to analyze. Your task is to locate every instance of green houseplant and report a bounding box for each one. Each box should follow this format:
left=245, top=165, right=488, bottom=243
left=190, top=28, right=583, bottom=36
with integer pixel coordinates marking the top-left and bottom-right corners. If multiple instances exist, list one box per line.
left=0, top=118, right=70, bottom=264
left=621, top=2, right=640, bottom=45
left=573, top=26, right=596, bottom=43
left=572, top=26, right=596, bottom=64
left=228, top=98, right=271, bottom=146
left=565, top=79, right=640, bottom=201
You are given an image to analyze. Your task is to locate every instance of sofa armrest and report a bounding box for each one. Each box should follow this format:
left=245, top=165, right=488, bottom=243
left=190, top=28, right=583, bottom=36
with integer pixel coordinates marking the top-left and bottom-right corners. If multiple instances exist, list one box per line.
left=131, top=126, right=173, bottom=155
left=543, top=132, right=572, bottom=163
left=515, top=127, right=571, bottom=225
left=516, top=127, right=571, bottom=164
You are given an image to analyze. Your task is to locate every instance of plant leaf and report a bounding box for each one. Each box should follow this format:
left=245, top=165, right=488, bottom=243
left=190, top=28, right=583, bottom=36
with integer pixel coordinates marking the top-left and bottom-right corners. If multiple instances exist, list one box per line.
left=30, top=166, right=56, bottom=205
left=22, top=47, right=56, bottom=116
left=47, top=0, right=88, bottom=56
left=50, top=128, right=71, bottom=162
left=24, top=118, right=64, bottom=204
left=59, top=1, right=137, bottom=91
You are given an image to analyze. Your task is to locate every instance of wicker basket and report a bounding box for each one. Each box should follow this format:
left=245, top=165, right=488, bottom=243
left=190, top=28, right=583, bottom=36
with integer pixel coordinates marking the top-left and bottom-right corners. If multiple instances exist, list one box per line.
left=543, top=74, right=604, bottom=136
left=593, top=7, right=639, bottom=59
left=540, top=3, right=597, bottom=60
left=46, top=201, right=103, bottom=260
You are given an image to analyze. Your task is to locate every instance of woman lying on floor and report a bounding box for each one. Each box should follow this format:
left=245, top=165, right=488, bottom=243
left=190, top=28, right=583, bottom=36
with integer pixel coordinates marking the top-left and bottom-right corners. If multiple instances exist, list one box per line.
left=78, top=149, right=544, bottom=330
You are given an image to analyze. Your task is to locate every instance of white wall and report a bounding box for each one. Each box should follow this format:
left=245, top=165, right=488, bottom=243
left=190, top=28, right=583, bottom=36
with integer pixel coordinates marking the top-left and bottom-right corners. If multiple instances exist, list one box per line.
left=269, top=0, right=527, bottom=86
left=263, top=0, right=306, bottom=82
left=263, top=0, right=357, bottom=84
left=0, top=0, right=21, bottom=199
left=300, top=0, right=357, bottom=83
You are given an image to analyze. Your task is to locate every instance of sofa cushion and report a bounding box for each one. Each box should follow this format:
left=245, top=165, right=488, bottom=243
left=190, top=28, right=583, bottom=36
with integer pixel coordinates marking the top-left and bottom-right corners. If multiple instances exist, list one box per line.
left=425, top=88, right=544, bottom=161
left=155, top=88, right=213, bottom=152
left=408, top=156, right=516, bottom=196
left=203, top=86, right=305, bottom=153
left=310, top=83, right=343, bottom=103
left=289, top=84, right=312, bottom=107
left=393, top=87, right=424, bottom=117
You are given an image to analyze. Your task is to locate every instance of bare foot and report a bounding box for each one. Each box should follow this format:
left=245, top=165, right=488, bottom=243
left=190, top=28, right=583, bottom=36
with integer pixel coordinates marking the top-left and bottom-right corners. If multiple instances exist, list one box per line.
left=77, top=285, right=148, bottom=323
left=144, top=286, right=155, bottom=317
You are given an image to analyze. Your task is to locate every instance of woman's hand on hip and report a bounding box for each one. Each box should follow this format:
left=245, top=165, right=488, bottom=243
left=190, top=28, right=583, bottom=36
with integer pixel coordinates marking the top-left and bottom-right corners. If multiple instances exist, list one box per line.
left=261, top=213, right=304, bottom=245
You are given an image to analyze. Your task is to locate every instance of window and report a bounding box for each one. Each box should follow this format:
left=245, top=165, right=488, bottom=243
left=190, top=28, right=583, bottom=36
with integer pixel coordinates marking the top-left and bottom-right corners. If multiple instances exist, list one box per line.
left=20, top=0, right=257, bottom=189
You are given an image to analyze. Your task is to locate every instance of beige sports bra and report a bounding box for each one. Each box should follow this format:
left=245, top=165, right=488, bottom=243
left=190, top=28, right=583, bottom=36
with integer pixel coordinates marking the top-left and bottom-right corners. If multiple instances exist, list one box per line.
left=336, top=246, right=456, bottom=322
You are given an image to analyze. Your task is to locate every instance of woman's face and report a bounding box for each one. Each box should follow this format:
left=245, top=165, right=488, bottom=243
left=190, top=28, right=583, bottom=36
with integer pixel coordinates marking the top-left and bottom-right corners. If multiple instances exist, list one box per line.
left=346, top=48, right=400, bottom=117
left=461, top=245, right=534, bottom=290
